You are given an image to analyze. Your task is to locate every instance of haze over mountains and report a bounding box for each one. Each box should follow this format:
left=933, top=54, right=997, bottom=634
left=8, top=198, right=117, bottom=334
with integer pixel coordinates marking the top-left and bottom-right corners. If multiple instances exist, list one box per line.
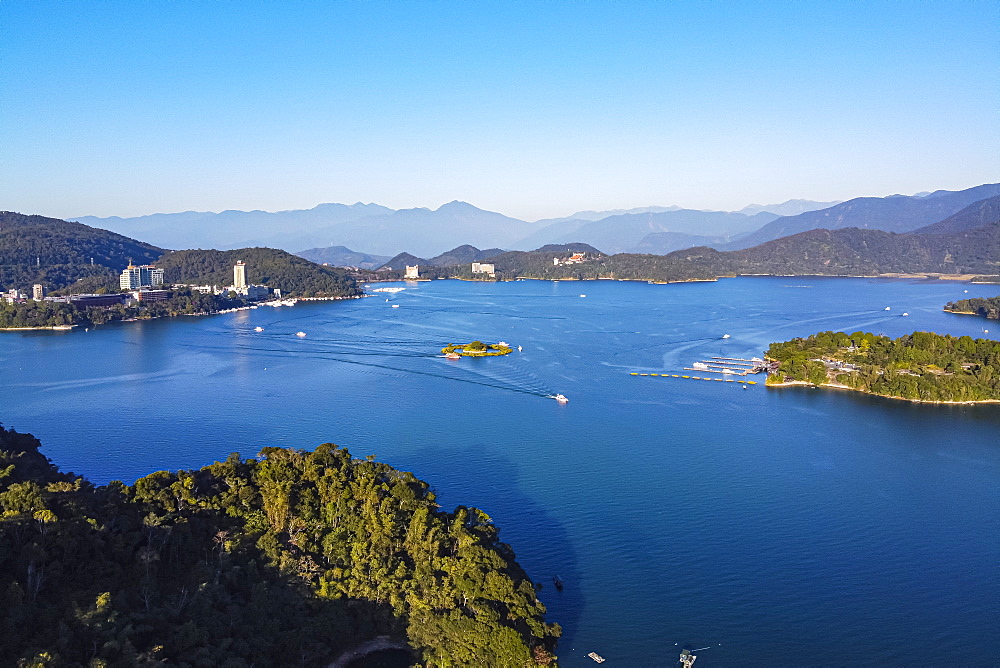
left=65, top=184, right=1000, bottom=265
left=725, top=183, right=1000, bottom=250
left=72, top=198, right=842, bottom=258
left=7, top=186, right=1000, bottom=296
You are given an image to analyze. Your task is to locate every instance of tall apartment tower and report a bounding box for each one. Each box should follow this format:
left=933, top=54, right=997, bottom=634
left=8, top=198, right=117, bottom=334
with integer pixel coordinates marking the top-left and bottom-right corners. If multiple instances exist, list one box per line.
left=120, top=263, right=164, bottom=289
left=32, top=284, right=45, bottom=300
left=234, top=261, right=247, bottom=289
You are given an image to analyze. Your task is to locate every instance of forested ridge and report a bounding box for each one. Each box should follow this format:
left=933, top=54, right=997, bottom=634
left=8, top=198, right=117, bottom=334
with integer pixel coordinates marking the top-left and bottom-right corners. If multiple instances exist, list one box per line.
left=0, top=427, right=558, bottom=667
left=0, top=213, right=360, bottom=299
left=156, top=248, right=361, bottom=298
left=945, top=295, right=1000, bottom=320
left=0, top=290, right=250, bottom=329
left=766, top=330, right=1000, bottom=402
left=0, top=212, right=162, bottom=293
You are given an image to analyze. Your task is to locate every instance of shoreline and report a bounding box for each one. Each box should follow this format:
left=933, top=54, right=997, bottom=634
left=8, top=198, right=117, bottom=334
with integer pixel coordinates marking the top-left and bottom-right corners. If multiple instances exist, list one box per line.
left=0, top=324, right=78, bottom=332
left=0, top=293, right=364, bottom=333
left=766, top=379, right=1000, bottom=405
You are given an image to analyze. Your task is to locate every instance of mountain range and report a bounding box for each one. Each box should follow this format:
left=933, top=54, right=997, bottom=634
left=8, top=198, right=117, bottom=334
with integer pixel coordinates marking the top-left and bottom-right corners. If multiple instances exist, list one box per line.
left=8, top=183, right=999, bottom=295
left=725, top=183, right=1000, bottom=250
left=71, top=198, right=845, bottom=258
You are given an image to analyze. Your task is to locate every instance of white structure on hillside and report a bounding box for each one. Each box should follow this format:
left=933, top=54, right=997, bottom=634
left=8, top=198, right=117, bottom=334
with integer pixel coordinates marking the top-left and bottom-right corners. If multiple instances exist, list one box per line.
left=471, top=262, right=495, bottom=275
left=234, top=261, right=247, bottom=289
left=553, top=252, right=586, bottom=267
left=120, top=263, right=164, bottom=290
left=32, top=284, right=45, bottom=300
left=405, top=265, right=419, bottom=279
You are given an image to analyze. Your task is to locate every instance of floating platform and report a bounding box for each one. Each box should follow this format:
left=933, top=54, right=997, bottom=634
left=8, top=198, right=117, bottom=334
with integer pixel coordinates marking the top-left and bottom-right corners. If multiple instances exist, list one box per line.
left=631, top=372, right=756, bottom=385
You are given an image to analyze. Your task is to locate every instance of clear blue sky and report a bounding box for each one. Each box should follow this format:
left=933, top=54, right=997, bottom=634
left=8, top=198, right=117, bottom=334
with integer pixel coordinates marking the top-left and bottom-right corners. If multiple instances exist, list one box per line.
left=2, top=0, right=997, bottom=220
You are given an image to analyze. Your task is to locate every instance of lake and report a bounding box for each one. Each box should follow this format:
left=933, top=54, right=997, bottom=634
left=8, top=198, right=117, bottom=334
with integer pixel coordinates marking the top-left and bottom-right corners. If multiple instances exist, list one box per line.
left=3, top=276, right=999, bottom=666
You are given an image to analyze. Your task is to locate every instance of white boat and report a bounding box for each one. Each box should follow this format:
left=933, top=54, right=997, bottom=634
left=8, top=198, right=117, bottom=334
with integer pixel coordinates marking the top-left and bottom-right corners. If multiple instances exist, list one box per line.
left=721, top=334, right=730, bottom=339
left=885, top=306, right=891, bottom=311
left=722, top=368, right=735, bottom=374
left=517, top=345, right=523, bottom=351
left=391, top=304, right=400, bottom=308
left=498, top=341, right=508, bottom=346
left=254, top=326, right=264, bottom=332
left=902, top=312, right=909, bottom=317
left=553, top=394, right=569, bottom=404
left=587, top=652, right=605, bottom=663
left=692, top=362, right=709, bottom=370
left=295, top=331, right=307, bottom=338
left=580, top=294, right=586, bottom=298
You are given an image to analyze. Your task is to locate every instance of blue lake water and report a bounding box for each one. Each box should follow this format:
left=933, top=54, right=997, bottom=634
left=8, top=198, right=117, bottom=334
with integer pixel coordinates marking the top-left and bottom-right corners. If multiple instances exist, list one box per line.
left=3, top=277, right=1000, bottom=666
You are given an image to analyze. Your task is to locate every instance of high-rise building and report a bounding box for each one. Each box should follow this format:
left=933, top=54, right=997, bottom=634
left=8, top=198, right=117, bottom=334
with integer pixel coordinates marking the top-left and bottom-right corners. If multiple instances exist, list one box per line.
left=32, top=284, right=45, bottom=300
left=234, top=261, right=247, bottom=289
left=120, top=263, right=165, bottom=290
left=405, top=265, right=419, bottom=279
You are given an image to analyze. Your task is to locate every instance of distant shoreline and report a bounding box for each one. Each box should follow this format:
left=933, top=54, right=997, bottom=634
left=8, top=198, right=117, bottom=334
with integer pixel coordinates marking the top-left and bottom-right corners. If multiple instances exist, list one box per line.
left=0, top=294, right=363, bottom=333
left=767, top=380, right=1000, bottom=405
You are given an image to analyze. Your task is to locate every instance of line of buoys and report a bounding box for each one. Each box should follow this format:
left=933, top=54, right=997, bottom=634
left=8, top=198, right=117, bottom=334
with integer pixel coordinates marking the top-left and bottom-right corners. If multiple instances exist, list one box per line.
left=630, top=372, right=756, bottom=385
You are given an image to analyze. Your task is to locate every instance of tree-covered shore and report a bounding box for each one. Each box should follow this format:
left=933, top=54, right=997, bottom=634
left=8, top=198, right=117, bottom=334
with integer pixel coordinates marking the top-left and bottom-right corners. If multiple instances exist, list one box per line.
left=0, top=427, right=559, bottom=666
left=766, top=330, right=1000, bottom=403
left=944, top=295, right=1000, bottom=320
left=0, top=290, right=251, bottom=330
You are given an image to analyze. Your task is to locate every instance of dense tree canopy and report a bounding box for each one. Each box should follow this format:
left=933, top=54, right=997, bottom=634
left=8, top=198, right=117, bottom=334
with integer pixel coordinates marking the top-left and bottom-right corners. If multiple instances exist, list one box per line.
left=0, top=427, right=559, bottom=666
left=767, top=330, right=1000, bottom=402
left=945, top=295, right=1000, bottom=320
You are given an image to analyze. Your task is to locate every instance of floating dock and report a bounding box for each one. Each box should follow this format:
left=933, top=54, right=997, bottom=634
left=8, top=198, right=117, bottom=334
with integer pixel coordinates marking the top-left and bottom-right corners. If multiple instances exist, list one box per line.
left=631, top=372, right=756, bottom=385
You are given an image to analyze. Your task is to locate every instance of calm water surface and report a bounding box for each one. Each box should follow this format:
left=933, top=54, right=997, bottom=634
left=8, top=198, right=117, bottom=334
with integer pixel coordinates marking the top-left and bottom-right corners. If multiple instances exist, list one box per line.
left=3, top=277, right=999, bottom=666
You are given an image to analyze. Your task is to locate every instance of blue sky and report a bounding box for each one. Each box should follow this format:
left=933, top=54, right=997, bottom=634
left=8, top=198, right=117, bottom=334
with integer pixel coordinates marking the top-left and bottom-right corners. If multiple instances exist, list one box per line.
left=2, top=1, right=997, bottom=220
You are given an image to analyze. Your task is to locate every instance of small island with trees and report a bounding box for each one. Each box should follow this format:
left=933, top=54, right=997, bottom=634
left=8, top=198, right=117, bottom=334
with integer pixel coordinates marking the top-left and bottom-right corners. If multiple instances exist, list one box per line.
left=442, top=340, right=514, bottom=357
left=766, top=330, right=1000, bottom=403
left=944, top=294, right=1000, bottom=320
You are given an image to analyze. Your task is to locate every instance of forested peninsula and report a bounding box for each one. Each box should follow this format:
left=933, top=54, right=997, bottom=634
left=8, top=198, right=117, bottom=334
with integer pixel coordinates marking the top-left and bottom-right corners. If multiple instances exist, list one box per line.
left=945, top=295, right=1000, bottom=320
left=766, top=330, right=1000, bottom=403
left=0, top=427, right=559, bottom=666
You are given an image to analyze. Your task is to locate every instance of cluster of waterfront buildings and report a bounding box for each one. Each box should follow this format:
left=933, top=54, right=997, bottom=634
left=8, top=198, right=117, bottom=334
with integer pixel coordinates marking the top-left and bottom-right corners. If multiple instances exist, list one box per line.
left=4, top=261, right=278, bottom=308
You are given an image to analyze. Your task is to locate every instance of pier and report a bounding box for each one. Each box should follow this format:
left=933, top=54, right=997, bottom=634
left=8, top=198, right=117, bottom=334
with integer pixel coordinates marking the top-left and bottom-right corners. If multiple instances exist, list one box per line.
left=630, top=372, right=757, bottom=385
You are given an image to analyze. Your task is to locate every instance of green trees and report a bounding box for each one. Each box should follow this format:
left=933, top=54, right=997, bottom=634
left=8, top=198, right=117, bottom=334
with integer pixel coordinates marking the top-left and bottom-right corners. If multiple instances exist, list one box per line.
left=0, top=428, right=559, bottom=666
left=945, top=295, right=1000, bottom=320
left=767, top=330, right=1000, bottom=402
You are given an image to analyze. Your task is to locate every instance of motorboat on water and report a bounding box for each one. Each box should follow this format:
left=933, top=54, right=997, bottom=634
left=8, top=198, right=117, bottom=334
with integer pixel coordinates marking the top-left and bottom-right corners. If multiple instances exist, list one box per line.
left=295, top=331, right=307, bottom=338
left=254, top=326, right=264, bottom=332
left=444, top=352, right=460, bottom=359
left=721, top=334, right=730, bottom=339
left=552, top=394, right=569, bottom=404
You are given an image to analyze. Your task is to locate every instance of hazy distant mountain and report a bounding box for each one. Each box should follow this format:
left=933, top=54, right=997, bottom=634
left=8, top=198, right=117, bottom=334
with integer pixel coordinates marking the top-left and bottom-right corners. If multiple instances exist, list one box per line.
left=515, top=209, right=778, bottom=254
left=315, top=202, right=534, bottom=258
left=533, top=206, right=683, bottom=225
left=295, top=246, right=391, bottom=269
left=627, top=231, right=729, bottom=255
left=912, top=195, right=1000, bottom=236
left=726, top=183, right=1000, bottom=250
left=736, top=199, right=842, bottom=217
left=72, top=203, right=394, bottom=252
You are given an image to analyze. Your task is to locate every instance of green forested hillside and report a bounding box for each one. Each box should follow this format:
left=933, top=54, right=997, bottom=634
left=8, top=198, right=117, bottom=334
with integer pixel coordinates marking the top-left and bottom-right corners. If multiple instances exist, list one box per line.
left=945, top=295, right=1000, bottom=320
left=156, top=248, right=361, bottom=298
left=462, top=222, right=1000, bottom=283
left=0, top=427, right=559, bottom=666
left=766, top=330, right=1000, bottom=402
left=0, top=212, right=163, bottom=292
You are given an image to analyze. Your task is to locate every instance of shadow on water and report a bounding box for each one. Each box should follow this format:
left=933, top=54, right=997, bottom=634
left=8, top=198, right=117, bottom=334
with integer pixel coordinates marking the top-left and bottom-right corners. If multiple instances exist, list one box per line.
left=388, top=445, right=585, bottom=651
